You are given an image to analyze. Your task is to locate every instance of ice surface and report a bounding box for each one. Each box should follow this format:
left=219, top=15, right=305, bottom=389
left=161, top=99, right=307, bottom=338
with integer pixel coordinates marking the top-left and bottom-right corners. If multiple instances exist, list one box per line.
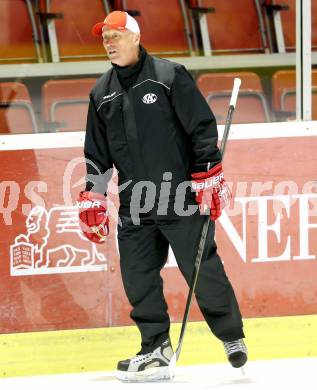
left=1, top=357, right=315, bottom=390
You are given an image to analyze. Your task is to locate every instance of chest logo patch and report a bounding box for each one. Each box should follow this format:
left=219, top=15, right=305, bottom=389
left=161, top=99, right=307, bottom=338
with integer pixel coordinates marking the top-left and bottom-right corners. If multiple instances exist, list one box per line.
left=142, top=93, right=158, bottom=104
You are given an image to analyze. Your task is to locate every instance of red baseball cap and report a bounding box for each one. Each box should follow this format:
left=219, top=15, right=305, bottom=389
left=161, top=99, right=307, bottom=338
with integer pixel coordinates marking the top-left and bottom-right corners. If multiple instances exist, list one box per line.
left=92, top=11, right=140, bottom=36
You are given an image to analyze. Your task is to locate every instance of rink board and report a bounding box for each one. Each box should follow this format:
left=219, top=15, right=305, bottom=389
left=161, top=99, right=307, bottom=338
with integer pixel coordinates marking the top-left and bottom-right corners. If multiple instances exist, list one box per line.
left=0, top=121, right=317, bottom=334
left=0, top=314, right=316, bottom=377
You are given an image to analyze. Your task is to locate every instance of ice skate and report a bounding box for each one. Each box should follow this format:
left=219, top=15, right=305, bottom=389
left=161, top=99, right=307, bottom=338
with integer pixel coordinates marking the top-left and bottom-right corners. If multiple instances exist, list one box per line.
left=115, top=338, right=174, bottom=382
left=223, top=338, right=248, bottom=369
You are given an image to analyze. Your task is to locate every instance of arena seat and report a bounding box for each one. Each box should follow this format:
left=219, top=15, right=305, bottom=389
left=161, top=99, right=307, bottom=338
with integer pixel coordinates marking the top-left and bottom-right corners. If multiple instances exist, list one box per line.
left=198, top=0, right=266, bottom=54
left=0, top=82, right=38, bottom=134
left=196, top=72, right=270, bottom=124
left=42, top=78, right=97, bottom=132
left=272, top=70, right=296, bottom=113
left=46, top=0, right=107, bottom=60
left=120, top=0, right=193, bottom=55
left=272, top=0, right=317, bottom=51
left=0, top=0, right=39, bottom=63
left=272, top=69, right=317, bottom=119
left=281, top=88, right=317, bottom=120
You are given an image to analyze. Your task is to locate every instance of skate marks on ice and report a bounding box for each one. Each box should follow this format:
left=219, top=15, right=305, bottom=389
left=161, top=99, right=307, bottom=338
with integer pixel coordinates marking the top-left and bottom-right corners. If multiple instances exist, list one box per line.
left=0, top=358, right=316, bottom=390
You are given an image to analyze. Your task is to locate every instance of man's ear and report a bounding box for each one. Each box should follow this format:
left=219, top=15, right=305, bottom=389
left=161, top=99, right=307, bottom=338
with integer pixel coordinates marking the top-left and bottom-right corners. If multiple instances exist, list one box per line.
left=133, top=32, right=140, bottom=46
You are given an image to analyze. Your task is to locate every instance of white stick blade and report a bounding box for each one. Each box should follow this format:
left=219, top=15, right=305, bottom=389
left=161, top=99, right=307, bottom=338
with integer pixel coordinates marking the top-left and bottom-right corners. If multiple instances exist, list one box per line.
left=169, top=352, right=177, bottom=377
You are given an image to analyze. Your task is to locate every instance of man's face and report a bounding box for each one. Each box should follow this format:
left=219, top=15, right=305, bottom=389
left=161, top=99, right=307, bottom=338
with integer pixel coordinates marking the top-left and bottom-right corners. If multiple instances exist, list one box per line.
left=102, top=28, right=139, bottom=66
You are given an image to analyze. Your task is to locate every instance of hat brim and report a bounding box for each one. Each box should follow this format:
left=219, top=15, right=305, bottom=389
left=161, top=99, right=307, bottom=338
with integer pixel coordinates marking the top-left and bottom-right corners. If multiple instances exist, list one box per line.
left=91, top=22, right=105, bottom=36
left=92, top=22, right=127, bottom=36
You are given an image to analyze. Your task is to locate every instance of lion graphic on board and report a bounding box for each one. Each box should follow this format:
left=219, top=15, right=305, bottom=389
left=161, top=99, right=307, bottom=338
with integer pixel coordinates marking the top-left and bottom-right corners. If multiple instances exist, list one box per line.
left=13, top=206, right=107, bottom=272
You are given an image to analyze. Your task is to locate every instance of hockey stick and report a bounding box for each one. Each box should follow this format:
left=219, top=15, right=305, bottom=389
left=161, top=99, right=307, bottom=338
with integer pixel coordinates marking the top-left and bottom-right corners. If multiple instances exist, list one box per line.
left=169, top=77, right=241, bottom=374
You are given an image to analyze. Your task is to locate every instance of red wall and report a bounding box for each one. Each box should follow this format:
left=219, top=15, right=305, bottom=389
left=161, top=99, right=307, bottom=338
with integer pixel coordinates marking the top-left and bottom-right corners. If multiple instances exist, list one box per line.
left=1, top=136, right=317, bottom=333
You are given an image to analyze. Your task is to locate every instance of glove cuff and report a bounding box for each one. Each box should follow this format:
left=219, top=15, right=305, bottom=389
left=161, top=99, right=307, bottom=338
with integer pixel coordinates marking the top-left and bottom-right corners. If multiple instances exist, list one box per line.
left=191, top=162, right=223, bottom=180
left=79, top=191, right=107, bottom=202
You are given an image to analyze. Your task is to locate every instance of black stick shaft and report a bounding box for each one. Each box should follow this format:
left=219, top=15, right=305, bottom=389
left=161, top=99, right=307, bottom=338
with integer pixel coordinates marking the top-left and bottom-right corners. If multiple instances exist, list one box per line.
left=175, top=98, right=238, bottom=361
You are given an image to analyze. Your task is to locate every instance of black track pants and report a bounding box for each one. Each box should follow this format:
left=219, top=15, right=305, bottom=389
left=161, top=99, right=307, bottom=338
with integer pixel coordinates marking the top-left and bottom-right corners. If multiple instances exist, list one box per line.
left=118, top=210, right=244, bottom=353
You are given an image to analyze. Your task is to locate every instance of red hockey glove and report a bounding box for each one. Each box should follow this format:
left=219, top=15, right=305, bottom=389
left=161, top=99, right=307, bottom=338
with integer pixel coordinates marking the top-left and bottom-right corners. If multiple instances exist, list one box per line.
left=77, top=191, right=109, bottom=244
left=191, top=163, right=232, bottom=221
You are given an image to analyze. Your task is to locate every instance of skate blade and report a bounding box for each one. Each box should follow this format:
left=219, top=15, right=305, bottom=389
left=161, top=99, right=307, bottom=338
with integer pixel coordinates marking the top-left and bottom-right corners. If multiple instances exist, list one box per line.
left=115, top=366, right=174, bottom=382
left=237, top=362, right=247, bottom=375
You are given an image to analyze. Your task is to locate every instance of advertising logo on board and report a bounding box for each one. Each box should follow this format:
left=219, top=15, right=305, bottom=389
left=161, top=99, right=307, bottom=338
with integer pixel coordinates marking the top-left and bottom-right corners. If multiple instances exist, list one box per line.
left=10, top=206, right=107, bottom=276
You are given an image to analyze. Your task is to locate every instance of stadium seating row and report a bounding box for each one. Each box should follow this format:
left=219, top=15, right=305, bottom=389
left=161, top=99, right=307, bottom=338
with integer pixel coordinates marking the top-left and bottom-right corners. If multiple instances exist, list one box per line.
left=1, top=70, right=316, bottom=134
left=1, top=0, right=317, bottom=63
left=198, top=70, right=317, bottom=123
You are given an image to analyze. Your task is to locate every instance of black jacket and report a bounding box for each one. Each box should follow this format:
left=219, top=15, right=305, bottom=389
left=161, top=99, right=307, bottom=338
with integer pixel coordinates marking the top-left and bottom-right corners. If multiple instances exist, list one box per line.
left=84, top=51, right=221, bottom=211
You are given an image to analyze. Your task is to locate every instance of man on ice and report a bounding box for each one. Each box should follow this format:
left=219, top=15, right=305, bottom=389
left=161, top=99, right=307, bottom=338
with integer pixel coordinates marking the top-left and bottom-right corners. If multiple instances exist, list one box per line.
left=78, top=10, right=247, bottom=382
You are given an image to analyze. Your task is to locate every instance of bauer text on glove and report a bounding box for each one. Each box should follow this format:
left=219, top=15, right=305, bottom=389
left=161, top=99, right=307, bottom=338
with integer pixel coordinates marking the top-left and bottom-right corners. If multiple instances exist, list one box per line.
left=191, top=163, right=232, bottom=221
